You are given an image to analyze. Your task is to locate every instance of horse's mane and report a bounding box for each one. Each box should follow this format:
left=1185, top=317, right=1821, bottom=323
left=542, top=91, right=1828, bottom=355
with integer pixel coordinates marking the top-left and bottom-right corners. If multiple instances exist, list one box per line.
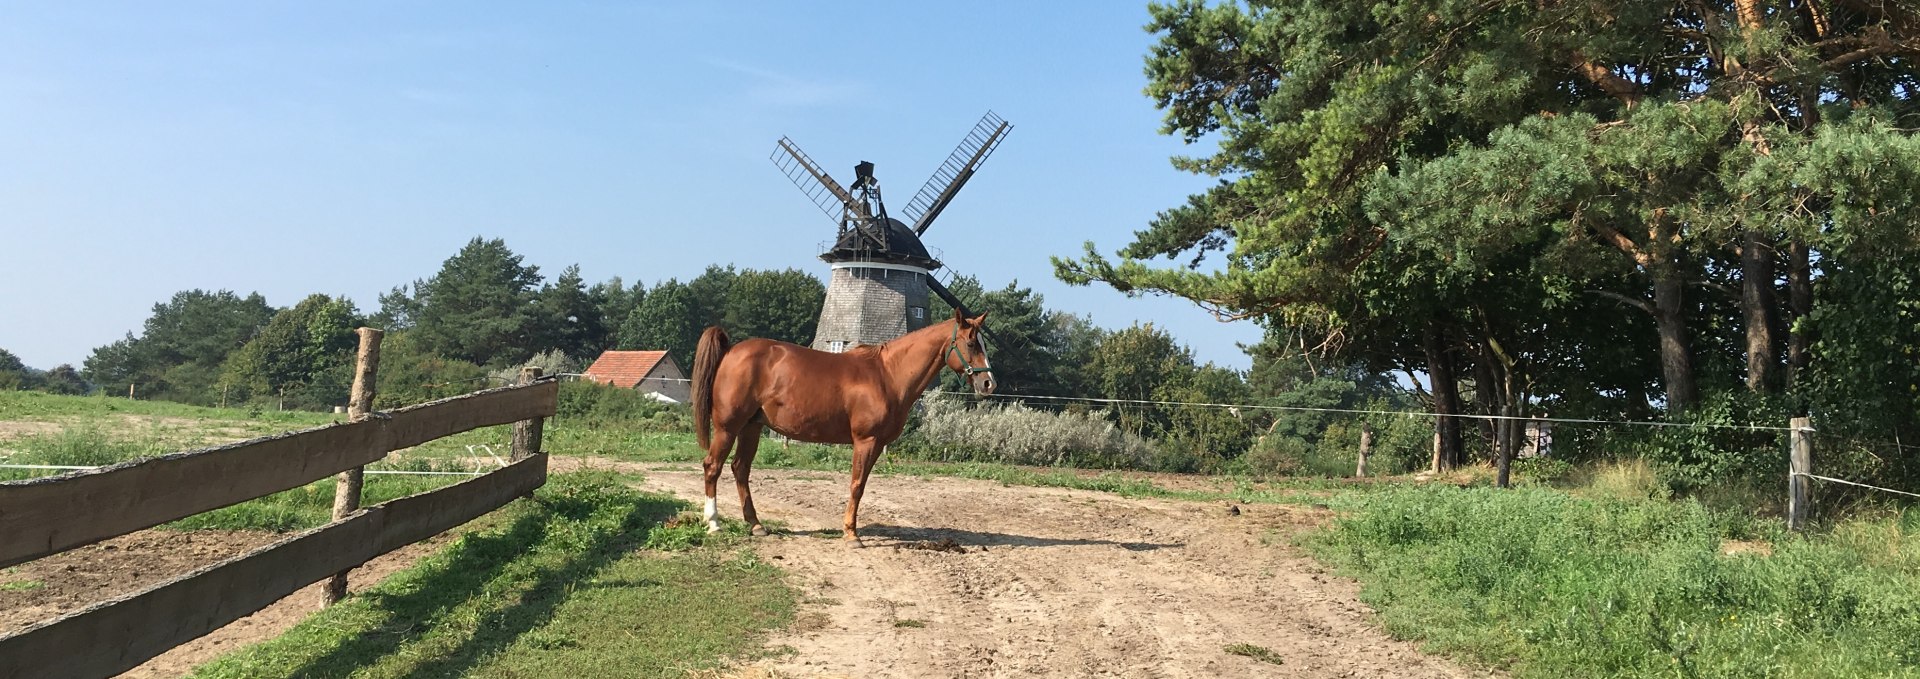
left=862, top=318, right=958, bottom=356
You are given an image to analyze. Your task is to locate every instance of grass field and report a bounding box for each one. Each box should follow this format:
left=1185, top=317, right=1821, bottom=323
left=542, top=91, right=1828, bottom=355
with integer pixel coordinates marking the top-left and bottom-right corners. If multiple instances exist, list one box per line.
left=1307, top=485, right=1920, bottom=678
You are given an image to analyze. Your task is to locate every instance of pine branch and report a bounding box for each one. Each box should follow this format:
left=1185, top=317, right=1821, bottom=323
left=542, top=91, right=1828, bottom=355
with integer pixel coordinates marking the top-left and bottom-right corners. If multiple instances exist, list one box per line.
left=1570, top=52, right=1645, bottom=107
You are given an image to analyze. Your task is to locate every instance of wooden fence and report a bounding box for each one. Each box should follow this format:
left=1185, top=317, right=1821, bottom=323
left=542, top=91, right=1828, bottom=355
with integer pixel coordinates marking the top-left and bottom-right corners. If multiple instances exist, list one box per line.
left=0, top=330, right=556, bottom=679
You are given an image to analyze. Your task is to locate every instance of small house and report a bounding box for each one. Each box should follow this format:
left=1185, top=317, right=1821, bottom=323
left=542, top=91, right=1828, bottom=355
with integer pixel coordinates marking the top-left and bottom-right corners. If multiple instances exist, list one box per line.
left=581, top=350, right=689, bottom=403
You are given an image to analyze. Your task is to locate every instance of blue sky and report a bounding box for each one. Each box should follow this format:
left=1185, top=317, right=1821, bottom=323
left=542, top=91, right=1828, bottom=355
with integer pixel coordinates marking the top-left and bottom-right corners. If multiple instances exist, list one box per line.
left=0, top=3, right=1265, bottom=372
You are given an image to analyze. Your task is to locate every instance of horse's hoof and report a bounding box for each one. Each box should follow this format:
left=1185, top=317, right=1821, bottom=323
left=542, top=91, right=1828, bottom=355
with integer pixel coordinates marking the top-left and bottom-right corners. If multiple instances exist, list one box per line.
left=844, top=535, right=865, bottom=548
left=750, top=525, right=770, bottom=537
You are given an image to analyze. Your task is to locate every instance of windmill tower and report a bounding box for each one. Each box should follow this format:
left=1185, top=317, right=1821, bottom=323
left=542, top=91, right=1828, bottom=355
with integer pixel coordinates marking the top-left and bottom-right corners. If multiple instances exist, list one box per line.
left=771, top=112, right=1012, bottom=352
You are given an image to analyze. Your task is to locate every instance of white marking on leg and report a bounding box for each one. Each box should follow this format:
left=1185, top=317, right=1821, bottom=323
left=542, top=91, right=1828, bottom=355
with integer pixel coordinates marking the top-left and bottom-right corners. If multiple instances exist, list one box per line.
left=705, top=496, right=720, bottom=533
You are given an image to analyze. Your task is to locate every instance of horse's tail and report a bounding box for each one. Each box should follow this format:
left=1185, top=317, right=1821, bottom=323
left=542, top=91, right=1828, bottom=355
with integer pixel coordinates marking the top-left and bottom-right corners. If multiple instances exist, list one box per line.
left=692, top=326, right=731, bottom=450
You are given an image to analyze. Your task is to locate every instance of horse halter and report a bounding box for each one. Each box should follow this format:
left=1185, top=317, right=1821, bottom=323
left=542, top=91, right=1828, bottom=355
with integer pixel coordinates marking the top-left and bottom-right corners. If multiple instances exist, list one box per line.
left=947, top=322, right=992, bottom=377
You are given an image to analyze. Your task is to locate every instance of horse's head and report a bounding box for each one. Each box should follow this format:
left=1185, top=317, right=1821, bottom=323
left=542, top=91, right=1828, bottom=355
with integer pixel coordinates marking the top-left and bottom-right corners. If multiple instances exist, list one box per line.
left=945, top=309, right=996, bottom=395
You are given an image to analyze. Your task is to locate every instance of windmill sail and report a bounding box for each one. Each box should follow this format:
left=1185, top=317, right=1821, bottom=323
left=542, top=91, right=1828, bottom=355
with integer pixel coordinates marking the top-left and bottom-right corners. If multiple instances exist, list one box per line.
left=926, top=274, right=1002, bottom=344
left=901, top=112, right=1011, bottom=235
left=772, top=137, right=867, bottom=224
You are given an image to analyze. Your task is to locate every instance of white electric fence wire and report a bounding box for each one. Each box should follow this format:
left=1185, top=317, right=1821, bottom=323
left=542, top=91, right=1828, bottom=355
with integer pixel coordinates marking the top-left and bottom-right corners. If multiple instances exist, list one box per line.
left=557, top=373, right=1800, bottom=432
left=466, top=443, right=508, bottom=468
left=1794, top=472, right=1920, bottom=500
left=929, top=390, right=1807, bottom=432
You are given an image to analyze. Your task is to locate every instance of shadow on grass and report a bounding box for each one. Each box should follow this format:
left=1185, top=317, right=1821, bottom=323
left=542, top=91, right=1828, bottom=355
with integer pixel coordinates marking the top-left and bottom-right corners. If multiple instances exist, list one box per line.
left=281, top=492, right=682, bottom=679
left=845, top=524, right=1183, bottom=551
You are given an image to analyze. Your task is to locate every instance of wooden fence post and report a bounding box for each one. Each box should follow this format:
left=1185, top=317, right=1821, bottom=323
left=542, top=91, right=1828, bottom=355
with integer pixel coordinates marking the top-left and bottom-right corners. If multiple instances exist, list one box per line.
left=325, top=327, right=382, bottom=604
left=1356, top=422, right=1372, bottom=478
left=1430, top=430, right=1440, bottom=474
left=1788, top=416, right=1812, bottom=531
left=512, top=367, right=545, bottom=462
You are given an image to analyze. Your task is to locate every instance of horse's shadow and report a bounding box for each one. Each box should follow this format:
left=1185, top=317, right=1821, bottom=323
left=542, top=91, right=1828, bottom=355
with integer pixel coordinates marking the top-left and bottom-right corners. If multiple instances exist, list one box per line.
left=796, top=524, right=1181, bottom=552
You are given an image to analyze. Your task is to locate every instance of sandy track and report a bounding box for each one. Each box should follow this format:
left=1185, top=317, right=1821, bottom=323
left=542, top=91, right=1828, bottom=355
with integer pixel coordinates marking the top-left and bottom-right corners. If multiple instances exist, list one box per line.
left=603, top=460, right=1474, bottom=678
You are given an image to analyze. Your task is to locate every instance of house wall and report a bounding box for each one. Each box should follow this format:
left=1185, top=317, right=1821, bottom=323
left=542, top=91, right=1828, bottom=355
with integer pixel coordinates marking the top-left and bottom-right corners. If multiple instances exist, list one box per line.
left=636, top=357, right=691, bottom=403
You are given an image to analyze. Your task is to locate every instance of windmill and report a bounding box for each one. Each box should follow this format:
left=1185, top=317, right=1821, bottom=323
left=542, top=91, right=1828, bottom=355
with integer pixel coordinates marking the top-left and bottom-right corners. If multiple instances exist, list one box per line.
left=771, top=111, right=1011, bottom=352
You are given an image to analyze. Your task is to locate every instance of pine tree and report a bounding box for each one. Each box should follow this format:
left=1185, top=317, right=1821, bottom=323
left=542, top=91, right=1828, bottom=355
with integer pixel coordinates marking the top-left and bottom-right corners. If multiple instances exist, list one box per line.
left=411, top=238, right=544, bottom=366
left=534, top=265, right=605, bottom=362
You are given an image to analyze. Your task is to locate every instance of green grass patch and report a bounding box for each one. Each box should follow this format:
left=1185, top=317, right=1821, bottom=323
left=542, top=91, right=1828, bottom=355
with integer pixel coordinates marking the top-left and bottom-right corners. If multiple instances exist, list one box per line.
left=192, top=472, right=795, bottom=679
left=0, top=390, right=332, bottom=430
left=1306, top=486, right=1920, bottom=678
left=1224, top=642, right=1284, bottom=665
left=166, top=474, right=460, bottom=532
left=0, top=579, right=44, bottom=592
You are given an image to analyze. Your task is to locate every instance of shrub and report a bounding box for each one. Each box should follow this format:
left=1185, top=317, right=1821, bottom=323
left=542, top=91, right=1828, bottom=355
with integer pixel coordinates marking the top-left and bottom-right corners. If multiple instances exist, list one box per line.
left=489, top=349, right=580, bottom=385
left=1511, top=456, right=1575, bottom=485
left=555, top=380, right=689, bottom=432
left=1234, top=434, right=1310, bottom=478
left=1233, top=410, right=1429, bottom=479
left=1592, top=391, right=1788, bottom=494
left=896, top=395, right=1159, bottom=469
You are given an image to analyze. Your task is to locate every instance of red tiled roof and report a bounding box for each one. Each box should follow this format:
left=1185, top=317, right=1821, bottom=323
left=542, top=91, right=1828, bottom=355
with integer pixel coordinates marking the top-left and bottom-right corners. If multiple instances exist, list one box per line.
left=582, top=350, right=670, bottom=389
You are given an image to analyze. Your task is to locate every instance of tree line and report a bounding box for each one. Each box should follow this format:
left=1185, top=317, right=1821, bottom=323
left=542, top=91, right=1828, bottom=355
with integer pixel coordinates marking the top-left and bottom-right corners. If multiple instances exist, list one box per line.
left=47, top=237, right=828, bottom=409
left=1055, top=1, right=1920, bottom=490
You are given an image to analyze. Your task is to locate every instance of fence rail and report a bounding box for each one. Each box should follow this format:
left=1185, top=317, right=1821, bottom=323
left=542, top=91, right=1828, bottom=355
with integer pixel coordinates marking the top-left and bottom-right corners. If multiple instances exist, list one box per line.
left=0, top=380, right=557, bottom=570
left=0, top=453, right=548, bottom=679
left=0, top=331, right=556, bottom=679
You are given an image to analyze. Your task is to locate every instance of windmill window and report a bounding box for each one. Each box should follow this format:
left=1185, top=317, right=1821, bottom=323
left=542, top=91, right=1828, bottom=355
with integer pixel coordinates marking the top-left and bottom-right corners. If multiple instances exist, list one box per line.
left=829, top=340, right=847, bottom=353
left=910, top=306, right=926, bottom=319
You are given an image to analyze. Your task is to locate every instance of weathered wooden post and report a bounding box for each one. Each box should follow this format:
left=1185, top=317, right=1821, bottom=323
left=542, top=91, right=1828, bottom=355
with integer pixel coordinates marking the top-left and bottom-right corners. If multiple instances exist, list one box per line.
left=1788, top=416, right=1812, bottom=531
left=325, top=327, right=382, bottom=604
left=1356, top=422, right=1372, bottom=478
left=511, top=367, right=545, bottom=462
left=1430, top=430, right=1442, bottom=474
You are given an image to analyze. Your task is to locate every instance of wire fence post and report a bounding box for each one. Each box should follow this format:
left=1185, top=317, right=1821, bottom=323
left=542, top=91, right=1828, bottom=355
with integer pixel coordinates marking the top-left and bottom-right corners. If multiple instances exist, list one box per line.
left=326, top=327, right=382, bottom=604
left=512, top=367, right=545, bottom=462
left=1356, top=422, right=1372, bottom=478
left=1788, top=416, right=1811, bottom=532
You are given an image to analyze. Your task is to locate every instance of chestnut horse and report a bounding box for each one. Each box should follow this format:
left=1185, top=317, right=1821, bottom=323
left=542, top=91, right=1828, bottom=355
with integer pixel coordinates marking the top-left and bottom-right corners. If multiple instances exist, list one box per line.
left=691, top=309, right=995, bottom=544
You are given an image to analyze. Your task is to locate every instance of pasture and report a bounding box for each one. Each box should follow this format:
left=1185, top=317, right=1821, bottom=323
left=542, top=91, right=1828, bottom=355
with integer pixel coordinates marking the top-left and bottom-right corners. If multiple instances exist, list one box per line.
left=2, top=389, right=1919, bottom=677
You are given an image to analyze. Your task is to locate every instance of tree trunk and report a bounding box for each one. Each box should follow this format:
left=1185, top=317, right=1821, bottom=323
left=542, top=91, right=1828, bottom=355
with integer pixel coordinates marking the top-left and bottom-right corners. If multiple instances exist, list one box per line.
left=1423, top=322, right=1464, bottom=471
left=1651, top=269, right=1698, bottom=412
left=1473, top=348, right=1501, bottom=450
left=1786, top=239, right=1813, bottom=390
left=1496, top=404, right=1515, bottom=489
left=1741, top=232, right=1781, bottom=392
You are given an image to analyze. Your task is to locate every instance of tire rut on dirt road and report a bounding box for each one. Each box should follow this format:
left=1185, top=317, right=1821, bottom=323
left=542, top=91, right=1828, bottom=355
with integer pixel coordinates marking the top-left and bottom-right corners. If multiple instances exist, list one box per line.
left=570, top=457, right=1476, bottom=678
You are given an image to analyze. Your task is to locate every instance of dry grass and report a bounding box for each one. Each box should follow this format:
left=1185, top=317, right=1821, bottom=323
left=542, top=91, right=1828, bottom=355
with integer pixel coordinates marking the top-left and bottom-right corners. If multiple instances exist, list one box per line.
left=1567, top=458, right=1667, bottom=501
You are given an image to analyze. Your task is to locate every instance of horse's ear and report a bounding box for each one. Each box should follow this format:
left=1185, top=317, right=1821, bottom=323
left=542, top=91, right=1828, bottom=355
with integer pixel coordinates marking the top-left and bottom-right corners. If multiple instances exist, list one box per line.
left=970, top=311, right=990, bottom=325
left=953, top=307, right=965, bottom=322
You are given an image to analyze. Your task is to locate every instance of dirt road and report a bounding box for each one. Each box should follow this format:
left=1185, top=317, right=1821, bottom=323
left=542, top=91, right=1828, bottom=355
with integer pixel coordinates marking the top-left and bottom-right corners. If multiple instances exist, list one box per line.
left=617, top=462, right=1476, bottom=679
